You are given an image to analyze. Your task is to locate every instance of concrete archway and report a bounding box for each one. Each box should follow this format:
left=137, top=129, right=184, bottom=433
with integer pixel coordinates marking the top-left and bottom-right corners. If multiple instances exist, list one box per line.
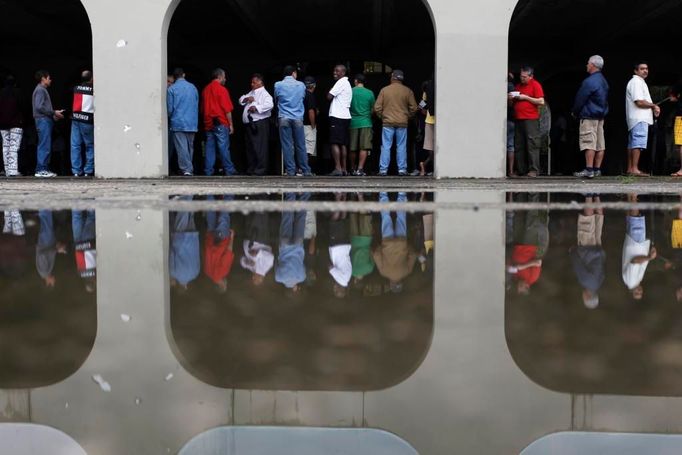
left=163, top=0, right=436, bottom=177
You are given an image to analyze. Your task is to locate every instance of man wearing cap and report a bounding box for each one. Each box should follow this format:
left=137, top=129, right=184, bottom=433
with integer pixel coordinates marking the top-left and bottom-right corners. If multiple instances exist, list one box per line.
left=349, top=73, right=375, bottom=176
left=374, top=70, right=419, bottom=176
left=327, top=65, right=353, bottom=176
left=303, top=76, right=319, bottom=171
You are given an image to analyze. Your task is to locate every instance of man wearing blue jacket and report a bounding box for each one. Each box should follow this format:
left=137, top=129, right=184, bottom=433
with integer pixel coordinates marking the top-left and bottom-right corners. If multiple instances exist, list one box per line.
left=572, top=56, right=609, bottom=179
left=167, top=68, right=199, bottom=176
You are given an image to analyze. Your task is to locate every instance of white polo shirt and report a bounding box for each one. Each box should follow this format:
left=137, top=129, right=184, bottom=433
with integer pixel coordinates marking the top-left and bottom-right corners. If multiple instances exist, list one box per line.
left=328, top=77, right=352, bottom=119
left=625, top=75, right=654, bottom=131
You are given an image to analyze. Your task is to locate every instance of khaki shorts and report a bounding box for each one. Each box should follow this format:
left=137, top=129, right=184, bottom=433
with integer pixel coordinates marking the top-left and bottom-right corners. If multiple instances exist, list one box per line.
left=304, top=125, right=317, bottom=156
left=577, top=214, right=604, bottom=246
left=424, top=123, right=435, bottom=151
left=579, top=119, right=605, bottom=152
left=349, top=127, right=373, bottom=152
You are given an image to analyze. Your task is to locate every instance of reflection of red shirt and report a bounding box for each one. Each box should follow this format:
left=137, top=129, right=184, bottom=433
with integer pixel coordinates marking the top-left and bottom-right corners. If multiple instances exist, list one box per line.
left=201, top=80, right=234, bottom=131
left=511, top=244, right=541, bottom=285
left=204, top=232, right=234, bottom=284
left=514, top=79, right=544, bottom=120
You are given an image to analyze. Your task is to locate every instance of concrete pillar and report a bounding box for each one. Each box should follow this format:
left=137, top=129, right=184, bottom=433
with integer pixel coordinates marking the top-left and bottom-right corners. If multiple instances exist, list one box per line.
left=81, top=0, right=173, bottom=178
left=429, top=0, right=516, bottom=178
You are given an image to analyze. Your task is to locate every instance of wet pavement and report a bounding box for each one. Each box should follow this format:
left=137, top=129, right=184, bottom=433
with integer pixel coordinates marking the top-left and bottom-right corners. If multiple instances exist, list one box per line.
left=3, top=189, right=682, bottom=454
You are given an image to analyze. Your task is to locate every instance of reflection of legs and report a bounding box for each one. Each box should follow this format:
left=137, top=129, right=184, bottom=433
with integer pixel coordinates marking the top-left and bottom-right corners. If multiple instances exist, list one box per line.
left=379, top=192, right=394, bottom=238
left=395, top=192, right=408, bottom=237
left=38, top=210, right=55, bottom=248
left=3, top=210, right=25, bottom=236
left=172, top=211, right=196, bottom=233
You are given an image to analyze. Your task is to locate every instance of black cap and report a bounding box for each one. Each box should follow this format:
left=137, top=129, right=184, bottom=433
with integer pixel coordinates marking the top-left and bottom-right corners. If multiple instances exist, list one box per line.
left=304, top=76, right=316, bottom=86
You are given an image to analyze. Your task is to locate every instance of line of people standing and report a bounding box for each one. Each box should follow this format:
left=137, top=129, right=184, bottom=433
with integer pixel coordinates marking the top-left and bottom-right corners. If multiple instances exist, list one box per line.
left=167, top=65, right=433, bottom=177
left=508, top=55, right=667, bottom=179
left=0, top=70, right=95, bottom=178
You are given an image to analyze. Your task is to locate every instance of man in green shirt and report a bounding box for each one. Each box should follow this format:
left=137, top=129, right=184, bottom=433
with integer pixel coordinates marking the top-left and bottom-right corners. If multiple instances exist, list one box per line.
left=349, top=73, right=375, bottom=176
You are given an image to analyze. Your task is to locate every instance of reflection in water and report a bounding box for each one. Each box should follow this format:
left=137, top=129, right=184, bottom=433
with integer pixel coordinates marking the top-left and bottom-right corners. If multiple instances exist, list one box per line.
left=170, top=193, right=435, bottom=390
left=0, top=210, right=96, bottom=388
left=506, top=193, right=682, bottom=396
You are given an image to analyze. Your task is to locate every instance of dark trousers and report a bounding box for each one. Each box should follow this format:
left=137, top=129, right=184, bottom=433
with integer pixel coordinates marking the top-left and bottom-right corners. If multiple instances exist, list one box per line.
left=514, top=119, right=541, bottom=175
left=245, top=119, right=270, bottom=176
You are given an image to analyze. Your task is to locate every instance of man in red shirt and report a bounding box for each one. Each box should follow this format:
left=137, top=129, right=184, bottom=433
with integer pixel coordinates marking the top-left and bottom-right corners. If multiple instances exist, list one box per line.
left=511, top=67, right=545, bottom=177
left=201, top=68, right=237, bottom=176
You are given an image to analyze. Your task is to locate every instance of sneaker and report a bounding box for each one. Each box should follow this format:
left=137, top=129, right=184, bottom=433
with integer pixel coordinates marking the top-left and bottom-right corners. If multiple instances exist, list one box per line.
left=573, top=169, right=595, bottom=179
left=356, top=169, right=367, bottom=177
left=295, top=171, right=304, bottom=177
left=377, top=172, right=388, bottom=176
left=35, top=170, right=57, bottom=178
left=398, top=171, right=408, bottom=176
left=410, top=170, right=421, bottom=176
left=84, top=173, right=94, bottom=178
left=73, top=173, right=82, bottom=177
left=182, top=172, right=193, bottom=176
left=593, top=169, right=602, bottom=177
left=303, top=172, right=315, bottom=177
left=328, top=169, right=344, bottom=177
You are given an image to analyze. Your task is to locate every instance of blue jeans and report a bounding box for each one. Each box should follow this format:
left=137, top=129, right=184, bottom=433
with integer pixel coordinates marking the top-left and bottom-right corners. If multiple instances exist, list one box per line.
left=38, top=210, right=55, bottom=248
left=206, top=195, right=233, bottom=240
left=380, top=127, right=408, bottom=174
left=279, top=118, right=310, bottom=175
left=380, top=192, right=407, bottom=238
left=205, top=124, right=237, bottom=176
left=72, top=210, right=96, bottom=243
left=172, top=131, right=195, bottom=174
left=35, top=117, right=54, bottom=172
left=71, top=122, right=95, bottom=175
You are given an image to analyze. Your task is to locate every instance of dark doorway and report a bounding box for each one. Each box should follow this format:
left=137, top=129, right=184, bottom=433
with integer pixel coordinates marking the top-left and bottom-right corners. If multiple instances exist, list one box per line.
left=0, top=1, right=93, bottom=176
left=509, top=0, right=682, bottom=176
left=167, top=0, right=435, bottom=176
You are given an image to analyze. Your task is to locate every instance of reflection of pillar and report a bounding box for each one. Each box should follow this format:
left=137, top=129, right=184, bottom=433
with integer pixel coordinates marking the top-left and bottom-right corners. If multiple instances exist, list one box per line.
left=364, top=191, right=567, bottom=453
left=0, top=390, right=30, bottom=421
left=30, top=209, right=230, bottom=454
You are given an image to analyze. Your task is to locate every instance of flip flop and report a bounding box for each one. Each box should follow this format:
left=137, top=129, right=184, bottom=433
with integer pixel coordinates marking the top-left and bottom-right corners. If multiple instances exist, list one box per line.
left=671, top=172, right=682, bottom=177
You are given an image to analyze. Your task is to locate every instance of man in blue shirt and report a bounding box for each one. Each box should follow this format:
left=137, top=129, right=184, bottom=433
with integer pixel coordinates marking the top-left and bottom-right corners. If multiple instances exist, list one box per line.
left=572, top=55, right=609, bottom=179
left=167, top=68, right=199, bottom=176
left=274, top=66, right=312, bottom=176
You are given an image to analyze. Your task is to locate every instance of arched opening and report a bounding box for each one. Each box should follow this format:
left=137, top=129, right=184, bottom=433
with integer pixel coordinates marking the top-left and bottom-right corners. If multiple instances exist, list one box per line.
left=0, top=1, right=93, bottom=177
left=165, top=0, right=435, bottom=177
left=167, top=194, right=434, bottom=391
left=508, top=0, right=682, bottom=177
left=0, top=210, right=97, bottom=388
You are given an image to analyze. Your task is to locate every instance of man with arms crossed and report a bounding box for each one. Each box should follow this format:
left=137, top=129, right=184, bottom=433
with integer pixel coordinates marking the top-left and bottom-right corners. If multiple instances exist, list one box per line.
left=327, top=65, right=353, bottom=176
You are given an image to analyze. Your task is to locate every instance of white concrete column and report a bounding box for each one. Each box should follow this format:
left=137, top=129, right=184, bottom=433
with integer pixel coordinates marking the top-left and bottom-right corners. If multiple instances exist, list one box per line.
left=429, top=0, right=517, bottom=178
left=82, top=0, right=173, bottom=178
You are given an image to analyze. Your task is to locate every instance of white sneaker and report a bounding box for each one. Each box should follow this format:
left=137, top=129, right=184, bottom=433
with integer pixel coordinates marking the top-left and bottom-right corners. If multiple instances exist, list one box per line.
left=34, top=171, right=57, bottom=178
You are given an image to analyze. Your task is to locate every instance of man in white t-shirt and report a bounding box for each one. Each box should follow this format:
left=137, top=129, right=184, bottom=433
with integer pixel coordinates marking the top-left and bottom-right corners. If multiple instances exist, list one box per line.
left=327, top=65, right=353, bottom=176
left=621, top=196, right=657, bottom=300
left=625, top=62, right=660, bottom=176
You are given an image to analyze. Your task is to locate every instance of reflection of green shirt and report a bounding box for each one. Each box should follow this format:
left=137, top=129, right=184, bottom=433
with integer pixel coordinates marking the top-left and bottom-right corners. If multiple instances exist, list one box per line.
left=350, top=86, right=375, bottom=129
left=351, top=235, right=374, bottom=277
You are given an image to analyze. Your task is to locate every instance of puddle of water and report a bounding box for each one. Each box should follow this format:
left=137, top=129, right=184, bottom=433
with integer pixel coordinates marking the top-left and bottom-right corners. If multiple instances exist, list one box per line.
left=2, top=192, right=682, bottom=454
